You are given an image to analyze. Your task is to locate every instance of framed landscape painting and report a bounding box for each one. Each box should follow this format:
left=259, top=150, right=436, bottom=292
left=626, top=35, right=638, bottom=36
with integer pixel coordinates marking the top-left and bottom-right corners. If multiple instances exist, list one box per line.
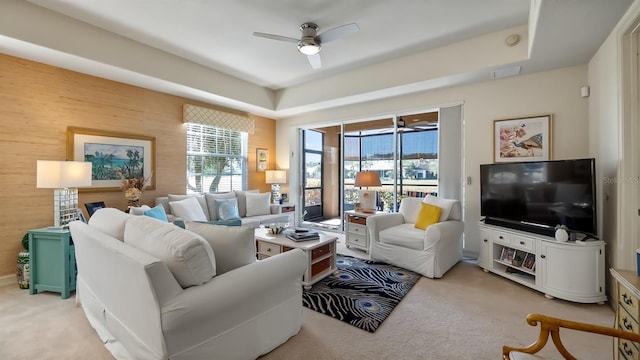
left=67, top=127, right=156, bottom=192
left=493, top=114, right=552, bottom=163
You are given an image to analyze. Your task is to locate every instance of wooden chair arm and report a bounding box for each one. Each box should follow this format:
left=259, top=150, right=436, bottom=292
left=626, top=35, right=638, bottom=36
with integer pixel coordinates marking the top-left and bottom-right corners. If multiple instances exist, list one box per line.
left=502, top=313, right=640, bottom=360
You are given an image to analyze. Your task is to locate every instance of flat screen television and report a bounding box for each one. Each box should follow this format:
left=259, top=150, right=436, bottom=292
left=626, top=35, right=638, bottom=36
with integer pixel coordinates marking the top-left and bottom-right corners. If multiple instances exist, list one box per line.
left=480, top=158, right=596, bottom=238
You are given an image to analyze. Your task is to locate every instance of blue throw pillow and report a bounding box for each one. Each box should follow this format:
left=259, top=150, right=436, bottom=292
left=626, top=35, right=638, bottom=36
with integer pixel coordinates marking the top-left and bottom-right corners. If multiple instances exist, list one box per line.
left=215, top=198, right=240, bottom=221
left=144, top=204, right=169, bottom=222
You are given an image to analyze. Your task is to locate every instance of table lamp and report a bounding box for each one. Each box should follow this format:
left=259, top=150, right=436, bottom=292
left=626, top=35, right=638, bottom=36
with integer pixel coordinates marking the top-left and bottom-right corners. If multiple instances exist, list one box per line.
left=37, top=160, right=92, bottom=228
left=265, top=170, right=287, bottom=204
left=354, top=171, right=381, bottom=213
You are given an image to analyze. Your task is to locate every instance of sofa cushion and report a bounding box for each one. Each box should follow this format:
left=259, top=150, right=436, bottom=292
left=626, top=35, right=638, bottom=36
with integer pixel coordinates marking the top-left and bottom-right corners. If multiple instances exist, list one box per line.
left=204, top=192, right=236, bottom=220
left=124, top=216, right=216, bottom=288
left=215, top=198, right=241, bottom=220
left=245, top=192, right=271, bottom=217
left=168, top=194, right=210, bottom=221
left=379, top=223, right=425, bottom=250
left=170, top=197, right=208, bottom=222
left=144, top=204, right=169, bottom=222
left=185, top=222, right=256, bottom=275
left=173, top=219, right=242, bottom=229
left=423, top=195, right=460, bottom=221
left=234, top=189, right=258, bottom=217
left=88, top=208, right=134, bottom=241
left=414, top=203, right=441, bottom=230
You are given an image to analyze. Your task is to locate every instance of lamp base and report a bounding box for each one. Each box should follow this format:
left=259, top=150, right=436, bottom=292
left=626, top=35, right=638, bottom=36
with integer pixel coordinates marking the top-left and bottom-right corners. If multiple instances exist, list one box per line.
left=53, top=188, right=79, bottom=228
left=271, top=184, right=281, bottom=204
left=358, top=189, right=377, bottom=213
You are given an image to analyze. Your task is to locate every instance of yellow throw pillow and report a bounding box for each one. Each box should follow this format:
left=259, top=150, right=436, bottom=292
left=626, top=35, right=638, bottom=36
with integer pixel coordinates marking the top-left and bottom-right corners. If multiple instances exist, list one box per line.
left=414, top=203, right=441, bottom=230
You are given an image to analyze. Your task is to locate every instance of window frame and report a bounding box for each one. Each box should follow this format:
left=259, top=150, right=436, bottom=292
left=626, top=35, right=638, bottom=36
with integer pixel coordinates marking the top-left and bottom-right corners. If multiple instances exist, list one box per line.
left=186, top=123, right=248, bottom=194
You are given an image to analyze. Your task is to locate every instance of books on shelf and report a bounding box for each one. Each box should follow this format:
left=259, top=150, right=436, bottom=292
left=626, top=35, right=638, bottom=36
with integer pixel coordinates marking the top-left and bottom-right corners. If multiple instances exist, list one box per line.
left=283, top=228, right=319, bottom=242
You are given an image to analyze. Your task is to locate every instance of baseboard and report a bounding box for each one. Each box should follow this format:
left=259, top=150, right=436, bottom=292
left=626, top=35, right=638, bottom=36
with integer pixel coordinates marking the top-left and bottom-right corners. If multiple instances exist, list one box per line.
left=0, top=274, right=15, bottom=288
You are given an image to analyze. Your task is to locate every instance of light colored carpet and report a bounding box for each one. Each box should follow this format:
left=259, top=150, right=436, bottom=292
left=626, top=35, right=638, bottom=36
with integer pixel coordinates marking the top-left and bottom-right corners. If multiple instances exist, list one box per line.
left=0, top=237, right=615, bottom=360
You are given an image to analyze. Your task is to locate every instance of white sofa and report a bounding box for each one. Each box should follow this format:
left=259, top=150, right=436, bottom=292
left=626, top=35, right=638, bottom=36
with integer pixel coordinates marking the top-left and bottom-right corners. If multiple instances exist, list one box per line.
left=68, top=208, right=308, bottom=360
left=155, top=191, right=290, bottom=227
left=366, top=196, right=464, bottom=278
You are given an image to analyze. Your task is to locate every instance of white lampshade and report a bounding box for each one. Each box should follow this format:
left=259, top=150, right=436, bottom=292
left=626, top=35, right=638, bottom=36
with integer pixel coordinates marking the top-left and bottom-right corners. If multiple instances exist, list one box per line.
left=37, top=160, right=92, bottom=188
left=265, top=170, right=287, bottom=184
left=37, top=160, right=92, bottom=228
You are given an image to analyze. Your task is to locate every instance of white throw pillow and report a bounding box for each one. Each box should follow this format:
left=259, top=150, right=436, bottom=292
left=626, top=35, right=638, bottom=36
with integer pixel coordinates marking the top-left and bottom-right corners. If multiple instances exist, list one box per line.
left=185, top=222, right=256, bottom=275
left=168, top=194, right=209, bottom=220
left=124, top=216, right=216, bottom=288
left=245, top=192, right=271, bottom=217
left=423, top=195, right=459, bottom=222
left=204, top=192, right=236, bottom=220
left=234, top=189, right=259, bottom=217
left=128, top=205, right=151, bottom=216
left=169, top=197, right=208, bottom=222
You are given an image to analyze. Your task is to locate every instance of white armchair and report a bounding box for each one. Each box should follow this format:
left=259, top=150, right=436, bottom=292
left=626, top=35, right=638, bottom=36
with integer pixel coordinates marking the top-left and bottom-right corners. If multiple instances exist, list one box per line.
left=366, top=195, right=463, bottom=278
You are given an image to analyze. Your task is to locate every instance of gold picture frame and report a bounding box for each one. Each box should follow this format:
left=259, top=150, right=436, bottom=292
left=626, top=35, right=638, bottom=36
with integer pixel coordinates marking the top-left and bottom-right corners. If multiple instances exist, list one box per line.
left=256, top=148, right=268, bottom=172
left=493, top=114, right=552, bottom=163
left=67, top=127, right=156, bottom=192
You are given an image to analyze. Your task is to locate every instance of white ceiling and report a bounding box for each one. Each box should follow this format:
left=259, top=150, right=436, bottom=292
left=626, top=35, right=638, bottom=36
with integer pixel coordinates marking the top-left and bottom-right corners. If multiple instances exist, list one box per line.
left=0, top=0, right=632, bottom=118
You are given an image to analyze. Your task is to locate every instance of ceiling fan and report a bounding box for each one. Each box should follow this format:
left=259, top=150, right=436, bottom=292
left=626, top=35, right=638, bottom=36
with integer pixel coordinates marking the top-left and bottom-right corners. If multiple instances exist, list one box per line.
left=253, top=22, right=359, bottom=69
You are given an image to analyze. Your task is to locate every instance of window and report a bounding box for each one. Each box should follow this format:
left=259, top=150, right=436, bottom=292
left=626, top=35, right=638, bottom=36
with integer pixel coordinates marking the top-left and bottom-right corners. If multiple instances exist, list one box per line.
left=186, top=123, right=248, bottom=194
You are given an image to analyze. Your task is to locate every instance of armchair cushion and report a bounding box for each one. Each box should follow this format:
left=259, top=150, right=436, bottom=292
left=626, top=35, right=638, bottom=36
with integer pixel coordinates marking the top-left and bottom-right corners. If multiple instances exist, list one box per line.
left=379, top=223, right=425, bottom=250
left=414, top=203, right=441, bottom=230
left=423, top=194, right=459, bottom=221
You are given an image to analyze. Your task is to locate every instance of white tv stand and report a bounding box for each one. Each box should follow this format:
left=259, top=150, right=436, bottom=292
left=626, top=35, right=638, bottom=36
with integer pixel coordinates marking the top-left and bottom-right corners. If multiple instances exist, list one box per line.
left=478, top=222, right=606, bottom=304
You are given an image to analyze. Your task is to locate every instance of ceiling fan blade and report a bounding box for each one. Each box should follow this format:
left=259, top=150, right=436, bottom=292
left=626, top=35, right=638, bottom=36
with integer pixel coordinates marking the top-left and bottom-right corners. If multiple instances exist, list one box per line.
left=317, top=23, right=359, bottom=43
left=252, top=32, right=299, bottom=43
left=307, top=54, right=321, bottom=69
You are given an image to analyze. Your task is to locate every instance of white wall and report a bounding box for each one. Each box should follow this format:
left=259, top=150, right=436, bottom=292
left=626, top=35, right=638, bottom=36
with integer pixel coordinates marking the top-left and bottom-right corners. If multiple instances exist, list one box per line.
left=277, top=65, right=589, bottom=256
left=589, top=0, right=640, bottom=272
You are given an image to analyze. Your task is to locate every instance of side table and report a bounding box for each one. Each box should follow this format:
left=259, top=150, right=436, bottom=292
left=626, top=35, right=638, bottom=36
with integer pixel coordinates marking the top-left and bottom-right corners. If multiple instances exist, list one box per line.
left=28, top=227, right=76, bottom=299
left=277, top=203, right=296, bottom=224
left=344, top=210, right=385, bottom=253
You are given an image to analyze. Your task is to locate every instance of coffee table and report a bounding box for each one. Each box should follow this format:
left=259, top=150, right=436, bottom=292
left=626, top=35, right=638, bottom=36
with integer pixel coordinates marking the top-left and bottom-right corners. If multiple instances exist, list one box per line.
left=255, top=228, right=338, bottom=289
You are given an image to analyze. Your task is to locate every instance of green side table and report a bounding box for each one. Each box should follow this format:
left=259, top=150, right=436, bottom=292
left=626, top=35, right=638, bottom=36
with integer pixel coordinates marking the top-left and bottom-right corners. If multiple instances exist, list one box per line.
left=28, top=228, right=76, bottom=299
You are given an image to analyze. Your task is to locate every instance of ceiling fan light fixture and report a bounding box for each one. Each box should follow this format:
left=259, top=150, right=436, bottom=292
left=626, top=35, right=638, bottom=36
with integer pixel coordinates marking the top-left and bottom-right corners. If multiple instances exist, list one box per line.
left=298, top=40, right=321, bottom=55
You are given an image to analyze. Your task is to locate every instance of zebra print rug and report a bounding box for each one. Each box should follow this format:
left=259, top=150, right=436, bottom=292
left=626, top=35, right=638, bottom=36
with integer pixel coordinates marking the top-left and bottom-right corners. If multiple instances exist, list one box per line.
left=302, top=254, right=420, bottom=333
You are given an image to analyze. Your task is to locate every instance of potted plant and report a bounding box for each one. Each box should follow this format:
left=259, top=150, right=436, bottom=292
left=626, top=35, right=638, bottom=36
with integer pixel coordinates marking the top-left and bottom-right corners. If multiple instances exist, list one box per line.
left=512, top=253, right=524, bottom=267
left=555, top=225, right=569, bottom=242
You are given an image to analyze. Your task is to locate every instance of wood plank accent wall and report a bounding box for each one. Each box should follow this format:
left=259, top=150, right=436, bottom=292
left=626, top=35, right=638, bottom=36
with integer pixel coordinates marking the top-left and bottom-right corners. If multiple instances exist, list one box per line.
left=0, top=54, right=276, bottom=277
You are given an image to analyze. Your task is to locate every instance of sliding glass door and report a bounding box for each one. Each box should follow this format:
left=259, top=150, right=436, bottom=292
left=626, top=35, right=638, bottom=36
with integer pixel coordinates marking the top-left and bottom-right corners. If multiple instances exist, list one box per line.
left=303, top=130, right=323, bottom=220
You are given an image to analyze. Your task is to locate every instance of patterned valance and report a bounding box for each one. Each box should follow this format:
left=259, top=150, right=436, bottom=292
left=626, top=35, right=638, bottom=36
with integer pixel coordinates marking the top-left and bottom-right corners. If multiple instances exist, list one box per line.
left=183, top=104, right=254, bottom=134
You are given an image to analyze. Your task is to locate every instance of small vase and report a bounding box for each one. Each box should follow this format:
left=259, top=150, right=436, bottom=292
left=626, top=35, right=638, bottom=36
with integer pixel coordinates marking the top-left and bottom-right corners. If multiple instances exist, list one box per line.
left=555, top=229, right=569, bottom=242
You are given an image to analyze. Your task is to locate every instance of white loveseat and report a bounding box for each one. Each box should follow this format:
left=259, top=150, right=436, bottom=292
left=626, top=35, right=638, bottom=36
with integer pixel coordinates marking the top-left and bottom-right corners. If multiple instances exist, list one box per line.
left=366, top=195, right=464, bottom=278
left=155, top=191, right=290, bottom=227
left=68, top=208, right=307, bottom=360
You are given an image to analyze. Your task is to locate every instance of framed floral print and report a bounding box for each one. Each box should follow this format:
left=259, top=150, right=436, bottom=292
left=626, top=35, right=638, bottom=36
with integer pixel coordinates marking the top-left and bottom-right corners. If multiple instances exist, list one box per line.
left=494, top=114, right=552, bottom=163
